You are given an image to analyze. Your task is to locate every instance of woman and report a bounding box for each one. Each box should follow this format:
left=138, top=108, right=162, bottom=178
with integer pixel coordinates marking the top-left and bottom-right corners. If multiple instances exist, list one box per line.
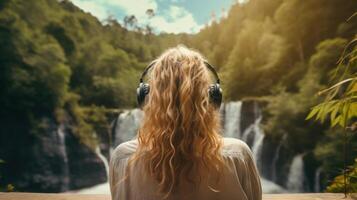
left=109, top=46, right=262, bottom=200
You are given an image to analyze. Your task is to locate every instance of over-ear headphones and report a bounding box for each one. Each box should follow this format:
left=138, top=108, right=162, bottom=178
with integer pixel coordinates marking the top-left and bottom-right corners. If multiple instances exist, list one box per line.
left=136, top=60, right=222, bottom=108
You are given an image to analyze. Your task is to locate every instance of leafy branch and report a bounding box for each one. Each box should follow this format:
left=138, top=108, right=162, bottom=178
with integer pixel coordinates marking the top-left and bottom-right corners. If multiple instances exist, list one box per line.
left=306, top=34, right=357, bottom=130
left=306, top=13, right=357, bottom=196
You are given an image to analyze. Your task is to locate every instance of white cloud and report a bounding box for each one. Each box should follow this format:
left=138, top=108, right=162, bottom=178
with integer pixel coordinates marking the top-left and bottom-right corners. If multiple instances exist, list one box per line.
left=70, top=0, right=202, bottom=34
left=167, top=6, right=185, bottom=20
left=71, top=0, right=108, bottom=20
left=238, top=0, right=249, bottom=4
left=108, top=0, right=158, bottom=19
left=150, top=6, right=202, bottom=33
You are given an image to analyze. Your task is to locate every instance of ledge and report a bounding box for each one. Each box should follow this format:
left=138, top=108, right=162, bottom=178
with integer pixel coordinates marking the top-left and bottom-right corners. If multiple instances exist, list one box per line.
left=0, top=192, right=355, bottom=200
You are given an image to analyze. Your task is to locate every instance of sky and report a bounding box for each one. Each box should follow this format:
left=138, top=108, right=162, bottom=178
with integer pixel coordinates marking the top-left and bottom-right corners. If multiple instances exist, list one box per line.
left=70, top=0, right=245, bottom=34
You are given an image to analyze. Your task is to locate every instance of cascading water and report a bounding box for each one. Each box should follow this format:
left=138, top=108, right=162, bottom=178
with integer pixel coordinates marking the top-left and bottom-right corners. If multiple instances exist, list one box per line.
left=72, top=146, right=111, bottom=194
left=287, top=154, right=305, bottom=192
left=241, top=124, right=254, bottom=144
left=113, top=109, right=143, bottom=146
left=251, top=103, right=264, bottom=170
left=95, top=146, right=110, bottom=179
left=222, top=102, right=284, bottom=193
left=57, top=125, right=70, bottom=191
left=69, top=139, right=112, bottom=194
left=90, top=109, right=143, bottom=187
left=314, top=167, right=322, bottom=192
left=271, top=134, right=287, bottom=182
left=223, top=101, right=242, bottom=138
left=251, top=125, right=264, bottom=171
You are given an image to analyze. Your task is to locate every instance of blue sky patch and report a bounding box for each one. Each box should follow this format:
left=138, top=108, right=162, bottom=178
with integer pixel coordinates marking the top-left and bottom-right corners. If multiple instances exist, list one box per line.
left=70, top=0, right=242, bottom=33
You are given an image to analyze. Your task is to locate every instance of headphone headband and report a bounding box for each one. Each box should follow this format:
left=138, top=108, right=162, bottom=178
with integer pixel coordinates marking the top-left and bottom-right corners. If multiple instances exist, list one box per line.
left=139, top=60, right=220, bottom=84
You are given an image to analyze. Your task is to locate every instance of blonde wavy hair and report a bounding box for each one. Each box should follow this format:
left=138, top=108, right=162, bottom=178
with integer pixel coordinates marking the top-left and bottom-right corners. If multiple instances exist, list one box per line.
left=133, top=45, right=223, bottom=197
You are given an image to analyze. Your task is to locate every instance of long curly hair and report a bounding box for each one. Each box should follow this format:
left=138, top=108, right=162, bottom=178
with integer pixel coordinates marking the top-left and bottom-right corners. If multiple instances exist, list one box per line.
left=132, top=45, right=223, bottom=197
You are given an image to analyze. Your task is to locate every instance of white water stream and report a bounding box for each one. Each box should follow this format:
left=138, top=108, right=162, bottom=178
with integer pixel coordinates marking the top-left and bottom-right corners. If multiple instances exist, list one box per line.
left=287, top=154, right=305, bottom=192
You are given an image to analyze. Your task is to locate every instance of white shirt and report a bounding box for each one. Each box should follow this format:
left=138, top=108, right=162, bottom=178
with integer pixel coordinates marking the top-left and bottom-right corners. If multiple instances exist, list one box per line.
left=110, top=137, right=262, bottom=200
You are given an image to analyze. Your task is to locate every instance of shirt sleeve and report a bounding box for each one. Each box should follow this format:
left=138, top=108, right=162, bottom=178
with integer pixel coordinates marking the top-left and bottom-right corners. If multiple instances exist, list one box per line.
left=229, top=140, right=262, bottom=200
left=109, top=140, right=138, bottom=200
left=109, top=145, right=130, bottom=200
left=239, top=143, right=262, bottom=200
left=109, top=148, right=119, bottom=199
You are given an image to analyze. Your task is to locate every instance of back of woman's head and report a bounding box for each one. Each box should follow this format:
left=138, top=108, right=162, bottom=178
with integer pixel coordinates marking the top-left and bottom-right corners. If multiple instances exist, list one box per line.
left=134, top=45, right=223, bottom=196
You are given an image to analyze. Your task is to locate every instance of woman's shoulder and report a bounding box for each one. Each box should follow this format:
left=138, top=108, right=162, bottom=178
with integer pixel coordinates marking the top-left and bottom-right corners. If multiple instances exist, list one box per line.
left=110, top=138, right=252, bottom=160
left=222, top=137, right=253, bottom=158
left=111, top=139, right=138, bottom=161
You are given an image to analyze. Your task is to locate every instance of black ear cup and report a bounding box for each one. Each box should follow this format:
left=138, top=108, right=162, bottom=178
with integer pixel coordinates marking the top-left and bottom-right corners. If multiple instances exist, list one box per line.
left=209, top=83, right=222, bottom=108
left=137, top=83, right=150, bottom=107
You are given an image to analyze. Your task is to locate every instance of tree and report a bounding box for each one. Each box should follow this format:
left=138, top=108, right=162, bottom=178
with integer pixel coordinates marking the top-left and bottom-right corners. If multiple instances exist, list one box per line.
left=145, top=9, right=155, bottom=18
left=123, top=15, right=138, bottom=29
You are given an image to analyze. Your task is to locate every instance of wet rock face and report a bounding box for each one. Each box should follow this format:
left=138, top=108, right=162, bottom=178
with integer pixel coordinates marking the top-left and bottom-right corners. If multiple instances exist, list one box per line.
left=0, top=117, right=106, bottom=192
left=260, top=137, right=277, bottom=179
left=66, top=131, right=107, bottom=190
left=240, top=100, right=258, bottom=133
left=1, top=119, right=70, bottom=192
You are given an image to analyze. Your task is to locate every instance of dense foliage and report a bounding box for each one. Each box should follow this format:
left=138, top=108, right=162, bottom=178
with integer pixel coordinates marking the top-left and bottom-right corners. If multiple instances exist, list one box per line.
left=194, top=0, right=357, bottom=191
left=307, top=27, right=357, bottom=194
left=0, top=0, right=356, bottom=192
left=0, top=0, right=183, bottom=148
left=0, top=0, right=182, bottom=190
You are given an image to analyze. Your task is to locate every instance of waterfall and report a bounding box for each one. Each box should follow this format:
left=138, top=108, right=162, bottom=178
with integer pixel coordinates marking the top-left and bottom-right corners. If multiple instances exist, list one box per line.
left=271, top=134, right=287, bottom=182
left=251, top=123, right=264, bottom=171
left=222, top=101, right=266, bottom=175
left=240, top=103, right=261, bottom=144
left=113, top=109, right=143, bottom=146
left=240, top=103, right=265, bottom=171
left=95, top=147, right=110, bottom=179
left=223, top=102, right=242, bottom=138
left=77, top=100, right=298, bottom=194
left=241, top=124, right=254, bottom=143
left=112, top=101, right=266, bottom=169
left=314, top=167, right=322, bottom=192
left=250, top=111, right=262, bottom=152
left=57, top=125, right=70, bottom=191
left=109, top=101, right=288, bottom=194
left=287, top=154, right=305, bottom=192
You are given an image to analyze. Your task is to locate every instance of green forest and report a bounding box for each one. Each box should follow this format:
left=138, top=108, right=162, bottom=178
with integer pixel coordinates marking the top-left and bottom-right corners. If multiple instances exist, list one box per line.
left=0, top=0, right=356, bottom=192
